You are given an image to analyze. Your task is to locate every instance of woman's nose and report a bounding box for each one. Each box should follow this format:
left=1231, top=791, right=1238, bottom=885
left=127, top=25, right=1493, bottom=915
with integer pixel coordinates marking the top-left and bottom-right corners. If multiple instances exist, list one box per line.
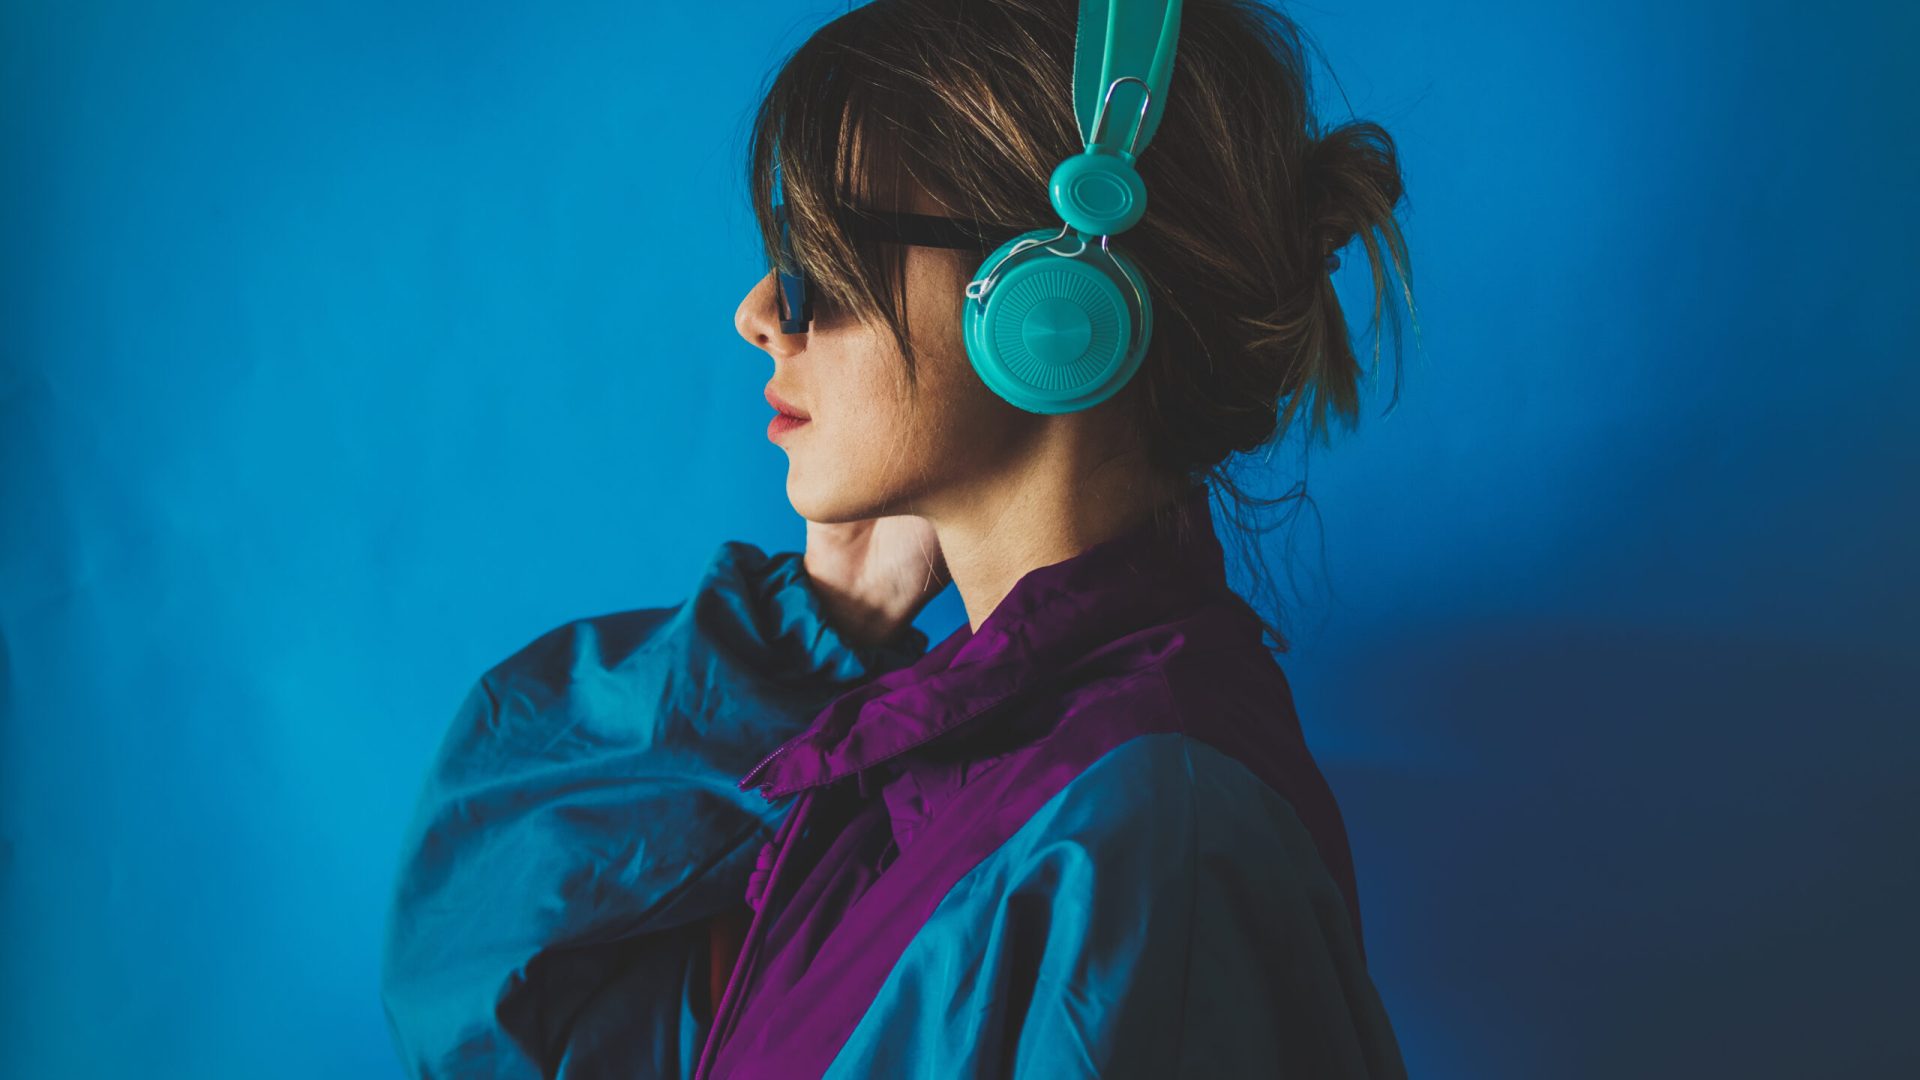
left=735, top=271, right=802, bottom=359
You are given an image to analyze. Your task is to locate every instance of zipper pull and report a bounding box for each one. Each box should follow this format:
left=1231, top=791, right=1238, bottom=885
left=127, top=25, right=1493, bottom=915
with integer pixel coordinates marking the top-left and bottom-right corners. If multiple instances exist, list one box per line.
left=738, top=736, right=800, bottom=793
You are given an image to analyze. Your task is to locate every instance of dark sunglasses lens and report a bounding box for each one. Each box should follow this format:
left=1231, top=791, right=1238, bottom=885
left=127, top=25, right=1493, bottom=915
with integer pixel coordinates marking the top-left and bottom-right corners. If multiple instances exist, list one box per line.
left=777, top=270, right=811, bottom=332
left=772, top=203, right=812, bottom=332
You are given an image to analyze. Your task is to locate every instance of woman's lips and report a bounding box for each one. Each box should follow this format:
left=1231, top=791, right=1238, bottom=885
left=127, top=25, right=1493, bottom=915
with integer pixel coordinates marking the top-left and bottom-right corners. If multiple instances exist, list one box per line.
left=764, top=386, right=811, bottom=420
left=765, top=385, right=811, bottom=442
left=768, top=413, right=811, bottom=441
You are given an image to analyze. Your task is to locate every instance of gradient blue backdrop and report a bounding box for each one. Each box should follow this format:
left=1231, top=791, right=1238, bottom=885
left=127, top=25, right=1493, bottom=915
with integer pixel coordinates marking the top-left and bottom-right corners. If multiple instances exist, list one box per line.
left=3, top=1, right=1914, bottom=1076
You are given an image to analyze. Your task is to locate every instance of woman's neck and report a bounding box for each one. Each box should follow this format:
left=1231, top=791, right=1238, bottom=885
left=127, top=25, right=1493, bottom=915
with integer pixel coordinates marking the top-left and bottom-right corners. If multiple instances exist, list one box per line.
left=930, top=452, right=1188, bottom=634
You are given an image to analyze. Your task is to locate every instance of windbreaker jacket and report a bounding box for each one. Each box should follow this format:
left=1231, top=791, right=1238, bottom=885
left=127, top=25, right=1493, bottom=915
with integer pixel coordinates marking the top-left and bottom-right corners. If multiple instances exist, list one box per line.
left=381, top=484, right=1405, bottom=1078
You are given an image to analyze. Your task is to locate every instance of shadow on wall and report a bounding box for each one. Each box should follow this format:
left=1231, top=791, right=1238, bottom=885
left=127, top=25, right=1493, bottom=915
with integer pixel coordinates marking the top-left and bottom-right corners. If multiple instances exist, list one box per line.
left=1324, top=619, right=1916, bottom=1080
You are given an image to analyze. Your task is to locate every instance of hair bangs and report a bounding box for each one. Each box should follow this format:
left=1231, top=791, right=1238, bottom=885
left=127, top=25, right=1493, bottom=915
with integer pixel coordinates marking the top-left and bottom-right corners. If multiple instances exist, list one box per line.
left=746, top=6, right=928, bottom=377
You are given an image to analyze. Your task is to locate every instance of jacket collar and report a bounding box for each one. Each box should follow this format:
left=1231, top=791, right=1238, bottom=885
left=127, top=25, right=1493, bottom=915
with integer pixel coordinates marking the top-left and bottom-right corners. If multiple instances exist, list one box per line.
left=739, top=482, right=1238, bottom=799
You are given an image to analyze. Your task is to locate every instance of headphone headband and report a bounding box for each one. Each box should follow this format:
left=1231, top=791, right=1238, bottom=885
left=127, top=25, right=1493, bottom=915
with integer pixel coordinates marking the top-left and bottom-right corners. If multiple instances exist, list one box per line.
left=1073, top=0, right=1185, bottom=158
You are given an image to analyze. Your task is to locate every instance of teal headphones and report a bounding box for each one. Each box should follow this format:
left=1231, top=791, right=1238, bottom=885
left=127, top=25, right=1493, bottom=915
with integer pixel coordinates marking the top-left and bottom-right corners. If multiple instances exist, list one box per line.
left=962, top=0, right=1185, bottom=414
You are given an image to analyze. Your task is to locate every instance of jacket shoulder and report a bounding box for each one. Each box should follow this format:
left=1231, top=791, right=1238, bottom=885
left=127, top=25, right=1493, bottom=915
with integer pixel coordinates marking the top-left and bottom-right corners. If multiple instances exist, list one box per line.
left=825, top=732, right=1399, bottom=1078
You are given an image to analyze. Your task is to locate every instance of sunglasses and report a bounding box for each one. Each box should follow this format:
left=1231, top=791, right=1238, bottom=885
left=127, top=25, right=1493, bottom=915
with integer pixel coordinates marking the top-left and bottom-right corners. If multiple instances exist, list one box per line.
left=772, top=202, right=1028, bottom=334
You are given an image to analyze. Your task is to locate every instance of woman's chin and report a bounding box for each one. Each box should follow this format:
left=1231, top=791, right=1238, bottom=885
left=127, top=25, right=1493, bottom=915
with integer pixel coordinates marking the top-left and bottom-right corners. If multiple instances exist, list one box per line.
left=785, top=474, right=881, bottom=527
left=783, top=470, right=834, bottom=523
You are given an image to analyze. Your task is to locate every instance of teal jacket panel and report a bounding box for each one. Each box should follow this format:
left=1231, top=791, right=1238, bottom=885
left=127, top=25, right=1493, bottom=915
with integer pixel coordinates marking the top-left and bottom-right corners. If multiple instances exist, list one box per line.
left=825, top=732, right=1406, bottom=1079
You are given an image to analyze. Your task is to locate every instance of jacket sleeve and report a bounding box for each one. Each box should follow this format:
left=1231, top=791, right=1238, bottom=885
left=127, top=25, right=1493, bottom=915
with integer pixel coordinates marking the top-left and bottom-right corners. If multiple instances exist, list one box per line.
left=379, top=540, right=931, bottom=1080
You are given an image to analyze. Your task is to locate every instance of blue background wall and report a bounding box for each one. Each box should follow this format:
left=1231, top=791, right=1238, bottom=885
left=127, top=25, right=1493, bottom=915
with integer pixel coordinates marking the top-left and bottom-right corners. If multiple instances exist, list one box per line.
left=2, top=1, right=1913, bottom=1076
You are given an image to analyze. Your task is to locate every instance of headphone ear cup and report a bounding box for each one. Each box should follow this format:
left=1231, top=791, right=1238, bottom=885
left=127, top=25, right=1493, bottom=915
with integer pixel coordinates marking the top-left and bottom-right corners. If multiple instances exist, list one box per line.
left=963, top=230, right=1153, bottom=415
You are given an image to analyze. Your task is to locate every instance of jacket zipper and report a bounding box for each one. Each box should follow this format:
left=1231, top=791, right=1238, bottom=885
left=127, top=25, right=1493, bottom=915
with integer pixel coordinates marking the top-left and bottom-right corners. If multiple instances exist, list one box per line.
left=739, top=737, right=799, bottom=793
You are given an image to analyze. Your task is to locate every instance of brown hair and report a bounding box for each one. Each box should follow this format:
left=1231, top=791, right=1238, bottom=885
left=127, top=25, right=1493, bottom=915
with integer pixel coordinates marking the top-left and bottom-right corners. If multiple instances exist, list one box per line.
left=744, top=0, right=1420, bottom=652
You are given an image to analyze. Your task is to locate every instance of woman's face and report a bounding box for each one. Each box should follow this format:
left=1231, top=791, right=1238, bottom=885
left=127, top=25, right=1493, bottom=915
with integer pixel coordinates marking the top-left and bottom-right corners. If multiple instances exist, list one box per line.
left=734, top=191, right=1032, bottom=525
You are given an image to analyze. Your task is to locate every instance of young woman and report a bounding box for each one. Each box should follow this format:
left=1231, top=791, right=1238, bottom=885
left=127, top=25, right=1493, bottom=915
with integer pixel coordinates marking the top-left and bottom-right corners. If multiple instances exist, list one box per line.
left=381, top=1, right=1416, bottom=1076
